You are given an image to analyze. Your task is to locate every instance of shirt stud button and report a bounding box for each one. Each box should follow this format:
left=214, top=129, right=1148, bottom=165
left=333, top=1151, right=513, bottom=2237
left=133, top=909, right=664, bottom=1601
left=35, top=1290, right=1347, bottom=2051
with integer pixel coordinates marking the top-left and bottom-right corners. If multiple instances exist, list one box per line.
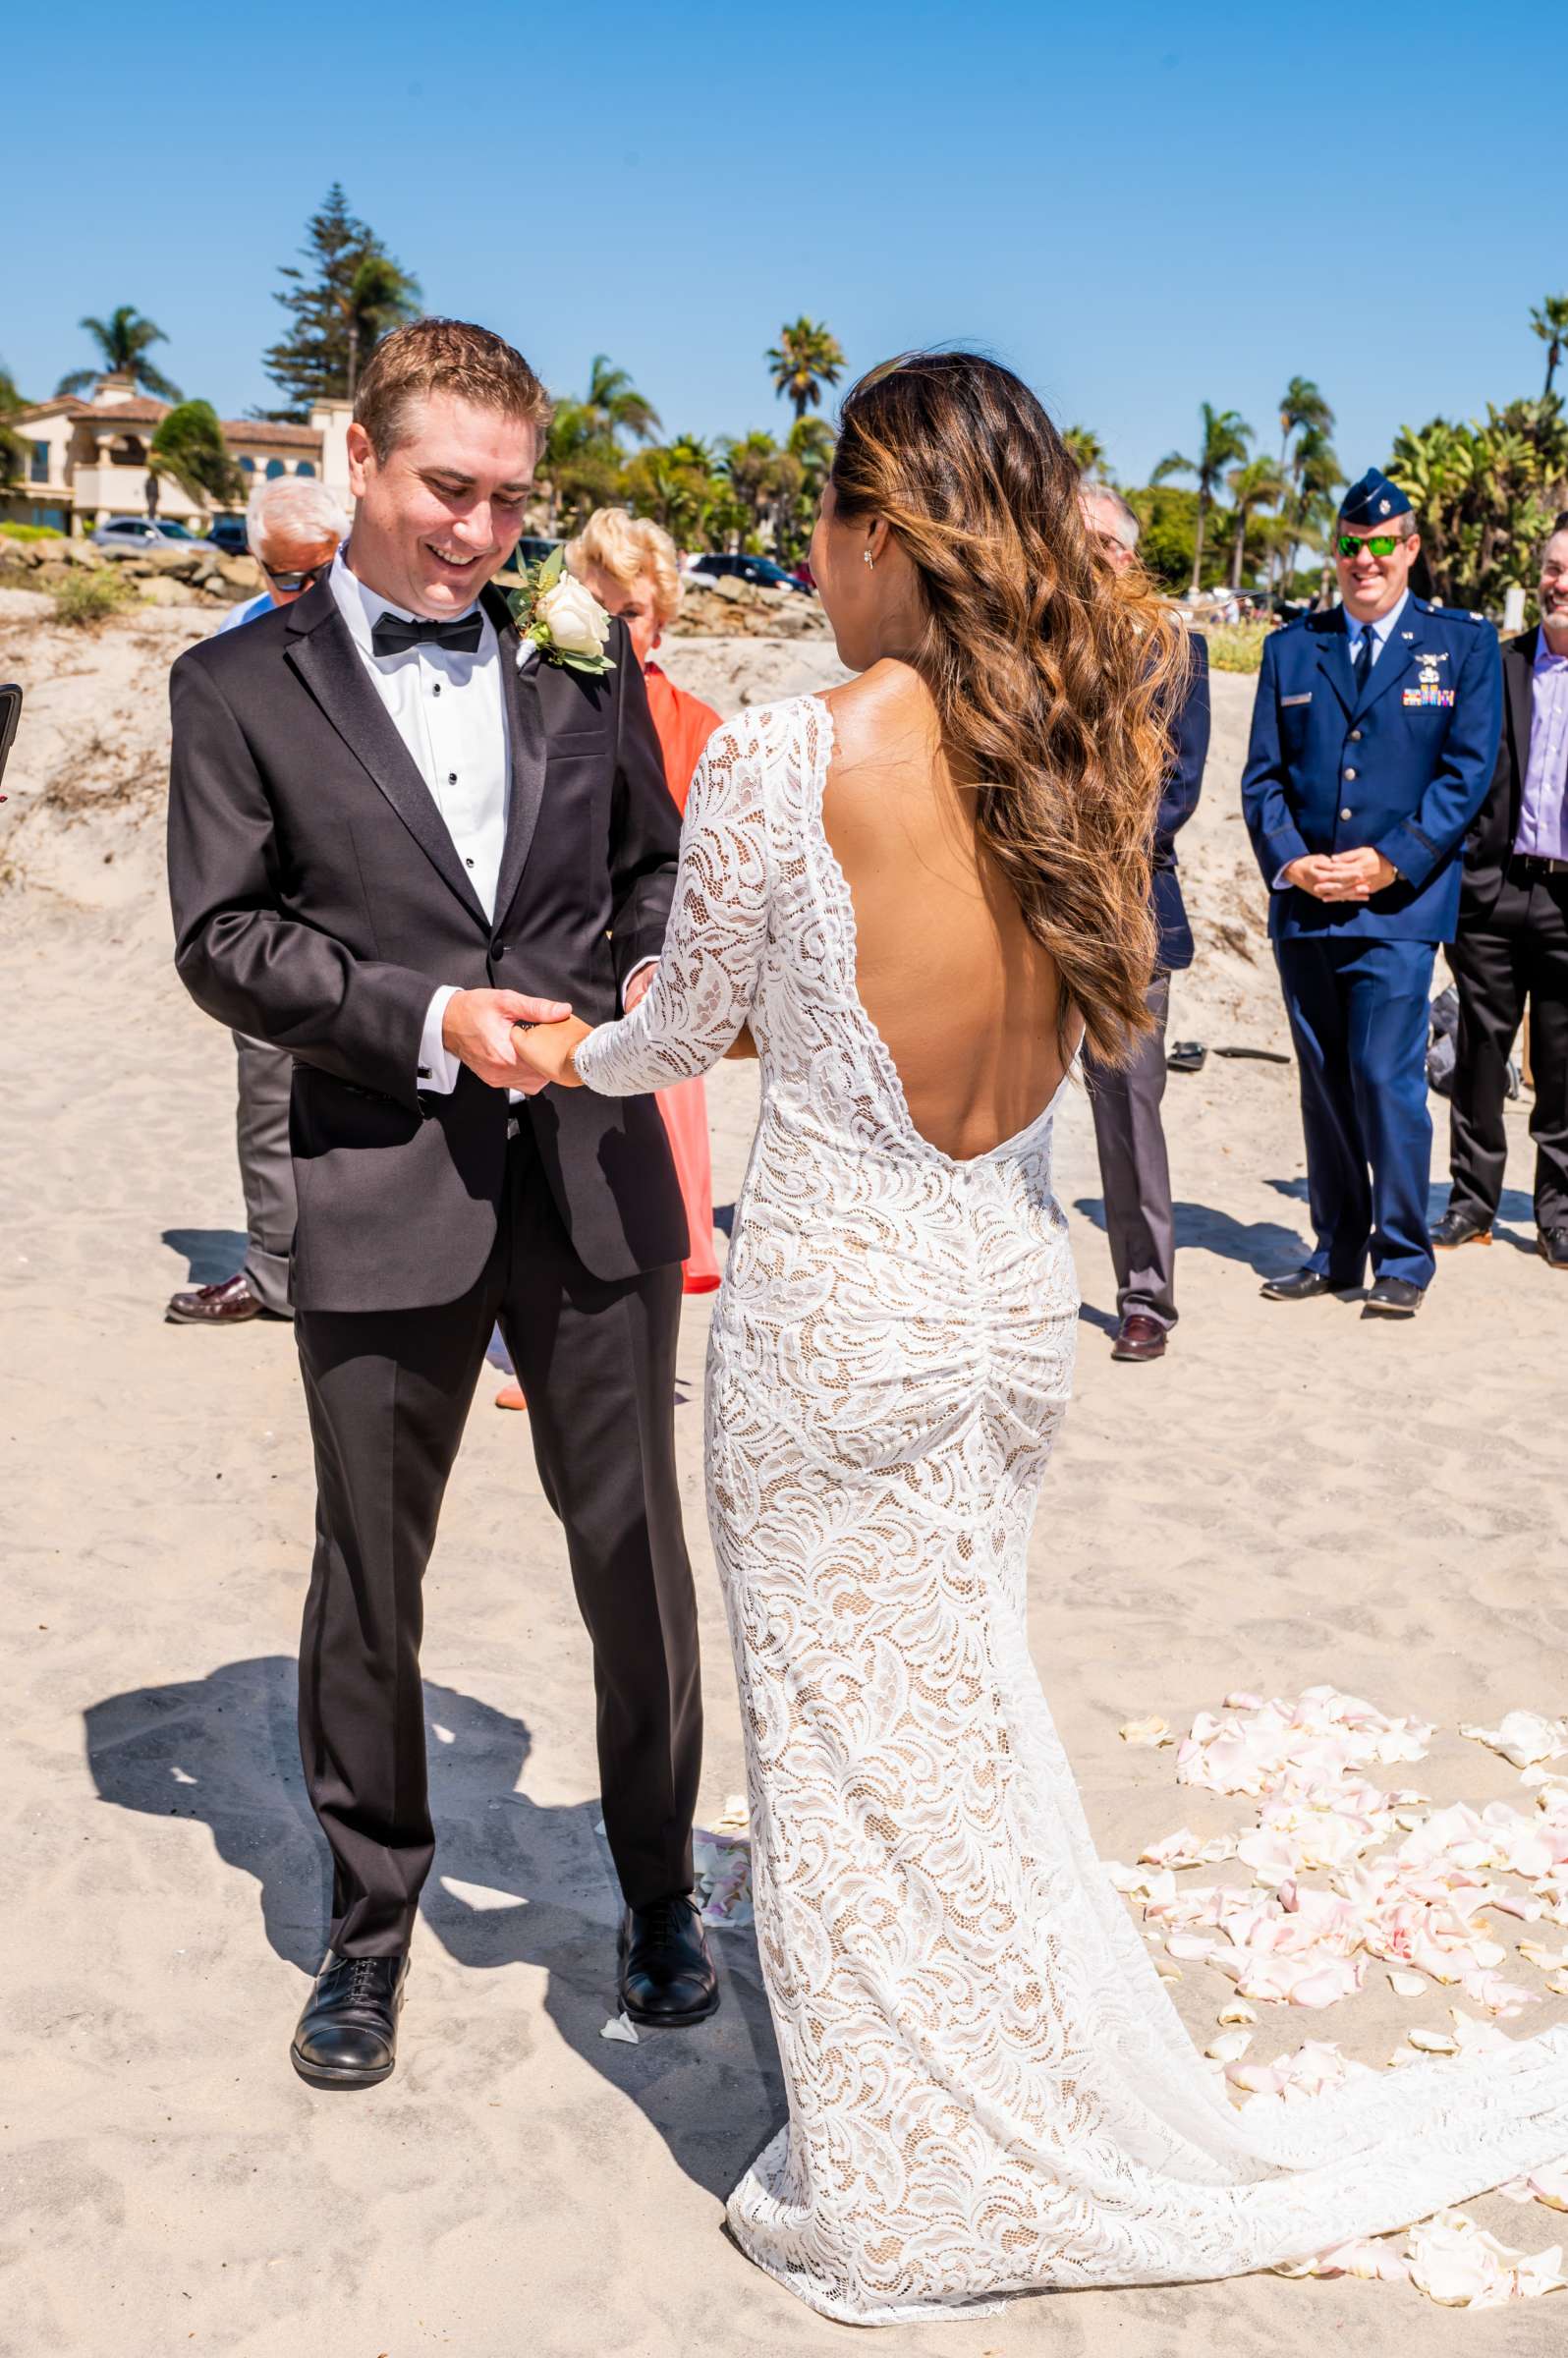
left=465, top=857, right=474, bottom=869
left=448, top=772, right=457, bottom=785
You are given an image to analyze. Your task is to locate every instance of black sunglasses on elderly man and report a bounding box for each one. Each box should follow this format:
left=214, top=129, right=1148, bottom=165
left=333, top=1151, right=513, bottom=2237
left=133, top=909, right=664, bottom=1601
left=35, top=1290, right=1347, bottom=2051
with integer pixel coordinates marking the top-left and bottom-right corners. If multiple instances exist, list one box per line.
left=1335, top=533, right=1404, bottom=560
left=262, top=560, right=330, bottom=592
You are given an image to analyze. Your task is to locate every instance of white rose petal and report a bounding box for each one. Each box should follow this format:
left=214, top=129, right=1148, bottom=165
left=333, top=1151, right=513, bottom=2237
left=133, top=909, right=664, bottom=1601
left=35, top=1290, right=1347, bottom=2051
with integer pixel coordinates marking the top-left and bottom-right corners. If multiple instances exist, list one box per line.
left=537, top=575, right=611, bottom=658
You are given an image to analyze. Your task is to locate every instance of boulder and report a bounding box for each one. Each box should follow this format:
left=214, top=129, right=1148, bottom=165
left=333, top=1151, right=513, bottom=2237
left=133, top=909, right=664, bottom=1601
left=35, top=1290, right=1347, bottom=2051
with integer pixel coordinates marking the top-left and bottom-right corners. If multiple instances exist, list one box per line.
left=138, top=576, right=201, bottom=606
left=57, top=537, right=107, bottom=569
left=139, top=545, right=205, bottom=582
left=216, top=554, right=261, bottom=593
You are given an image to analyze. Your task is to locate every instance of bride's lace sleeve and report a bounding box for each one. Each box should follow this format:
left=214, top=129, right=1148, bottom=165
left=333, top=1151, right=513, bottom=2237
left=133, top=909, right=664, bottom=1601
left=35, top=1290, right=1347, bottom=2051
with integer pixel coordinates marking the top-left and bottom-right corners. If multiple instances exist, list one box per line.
left=574, top=715, right=771, bottom=1097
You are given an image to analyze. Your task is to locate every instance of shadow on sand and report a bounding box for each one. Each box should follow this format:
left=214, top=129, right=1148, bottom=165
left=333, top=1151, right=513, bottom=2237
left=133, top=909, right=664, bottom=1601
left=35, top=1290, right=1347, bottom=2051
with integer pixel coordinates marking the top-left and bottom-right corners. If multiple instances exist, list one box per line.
left=84, top=1656, right=781, bottom=2200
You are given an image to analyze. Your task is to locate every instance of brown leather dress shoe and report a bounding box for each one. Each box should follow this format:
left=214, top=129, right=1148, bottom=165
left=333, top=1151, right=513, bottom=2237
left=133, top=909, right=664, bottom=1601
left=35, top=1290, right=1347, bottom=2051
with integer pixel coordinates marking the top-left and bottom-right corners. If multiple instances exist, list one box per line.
left=1111, top=1313, right=1167, bottom=1362
left=165, top=1271, right=264, bottom=1325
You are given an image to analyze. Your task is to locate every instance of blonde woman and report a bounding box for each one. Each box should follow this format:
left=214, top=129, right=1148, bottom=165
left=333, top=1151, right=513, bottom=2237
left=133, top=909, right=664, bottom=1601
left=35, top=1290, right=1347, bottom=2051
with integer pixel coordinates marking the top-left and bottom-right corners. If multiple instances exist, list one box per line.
left=568, top=510, right=723, bottom=1297
left=514, top=356, right=1568, bottom=2323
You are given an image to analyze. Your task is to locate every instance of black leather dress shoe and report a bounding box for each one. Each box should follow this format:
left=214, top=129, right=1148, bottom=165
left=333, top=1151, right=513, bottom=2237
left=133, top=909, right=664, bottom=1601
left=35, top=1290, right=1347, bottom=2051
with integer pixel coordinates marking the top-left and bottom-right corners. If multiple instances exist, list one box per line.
left=1539, top=1226, right=1568, bottom=1270
left=1431, top=1207, right=1492, bottom=1250
left=1365, top=1275, right=1425, bottom=1316
left=166, top=1271, right=264, bottom=1325
left=291, top=1951, right=409, bottom=2089
left=1260, top=1268, right=1343, bottom=1302
left=618, top=1895, right=719, bottom=2028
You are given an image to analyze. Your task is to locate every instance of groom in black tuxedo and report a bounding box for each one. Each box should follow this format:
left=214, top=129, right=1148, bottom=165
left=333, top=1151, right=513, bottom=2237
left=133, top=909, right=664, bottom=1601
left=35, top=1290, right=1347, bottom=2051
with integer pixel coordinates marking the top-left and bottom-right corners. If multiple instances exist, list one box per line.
left=166, top=318, right=716, bottom=2086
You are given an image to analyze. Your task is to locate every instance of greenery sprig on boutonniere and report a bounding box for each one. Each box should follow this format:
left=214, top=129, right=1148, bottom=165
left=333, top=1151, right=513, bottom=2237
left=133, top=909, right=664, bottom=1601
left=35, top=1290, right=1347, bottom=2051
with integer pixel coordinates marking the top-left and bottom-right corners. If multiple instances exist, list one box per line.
left=506, top=544, right=614, bottom=676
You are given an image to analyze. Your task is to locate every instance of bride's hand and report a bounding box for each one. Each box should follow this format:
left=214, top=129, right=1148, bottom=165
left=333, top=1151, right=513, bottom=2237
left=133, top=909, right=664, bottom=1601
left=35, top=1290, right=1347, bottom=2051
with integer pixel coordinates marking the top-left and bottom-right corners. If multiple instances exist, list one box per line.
left=513, top=1013, right=591, bottom=1090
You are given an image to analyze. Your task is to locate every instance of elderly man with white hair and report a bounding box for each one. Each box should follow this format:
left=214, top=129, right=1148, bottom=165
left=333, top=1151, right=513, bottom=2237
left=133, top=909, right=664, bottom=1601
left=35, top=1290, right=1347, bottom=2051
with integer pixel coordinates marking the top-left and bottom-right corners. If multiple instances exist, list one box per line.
left=166, top=473, right=350, bottom=1326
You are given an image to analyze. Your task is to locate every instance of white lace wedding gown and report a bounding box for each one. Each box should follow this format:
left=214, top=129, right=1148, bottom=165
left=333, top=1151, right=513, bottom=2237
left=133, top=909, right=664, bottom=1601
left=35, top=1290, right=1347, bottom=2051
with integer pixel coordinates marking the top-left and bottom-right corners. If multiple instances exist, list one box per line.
left=575, top=694, right=1568, bottom=2325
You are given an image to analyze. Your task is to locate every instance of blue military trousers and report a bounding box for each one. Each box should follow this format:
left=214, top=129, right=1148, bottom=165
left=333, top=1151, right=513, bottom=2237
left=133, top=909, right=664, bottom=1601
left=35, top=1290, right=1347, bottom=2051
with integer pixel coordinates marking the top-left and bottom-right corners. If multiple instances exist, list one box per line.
left=1275, top=934, right=1437, bottom=1289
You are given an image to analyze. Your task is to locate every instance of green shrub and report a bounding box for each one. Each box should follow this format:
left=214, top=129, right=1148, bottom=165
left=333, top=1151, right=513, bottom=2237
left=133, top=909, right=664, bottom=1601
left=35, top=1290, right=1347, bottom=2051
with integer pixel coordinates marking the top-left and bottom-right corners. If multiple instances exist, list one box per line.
left=1, top=521, right=66, bottom=541
left=1206, top=623, right=1270, bottom=674
left=50, top=569, right=138, bottom=626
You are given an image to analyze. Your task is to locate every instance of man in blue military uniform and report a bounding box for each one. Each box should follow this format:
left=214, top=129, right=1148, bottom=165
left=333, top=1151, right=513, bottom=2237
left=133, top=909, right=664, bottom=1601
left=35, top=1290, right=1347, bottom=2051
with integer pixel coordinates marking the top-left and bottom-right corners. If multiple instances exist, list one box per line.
left=1242, top=469, right=1503, bottom=1314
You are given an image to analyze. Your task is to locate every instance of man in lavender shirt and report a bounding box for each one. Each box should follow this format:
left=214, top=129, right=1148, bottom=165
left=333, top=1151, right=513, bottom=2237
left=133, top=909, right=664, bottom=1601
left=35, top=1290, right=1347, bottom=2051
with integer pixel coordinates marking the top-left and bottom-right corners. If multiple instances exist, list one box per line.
left=1435, top=517, right=1568, bottom=1269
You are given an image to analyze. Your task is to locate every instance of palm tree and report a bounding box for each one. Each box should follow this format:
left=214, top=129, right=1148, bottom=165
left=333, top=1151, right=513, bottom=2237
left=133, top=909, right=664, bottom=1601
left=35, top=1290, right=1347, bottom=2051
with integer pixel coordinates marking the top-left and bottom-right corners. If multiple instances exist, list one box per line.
left=722, top=430, right=784, bottom=538
left=1282, top=425, right=1344, bottom=590
left=57, top=307, right=181, bottom=401
left=1531, top=296, right=1568, bottom=398
left=342, top=250, right=420, bottom=399
left=766, top=318, right=845, bottom=421
left=581, top=355, right=661, bottom=447
left=1225, top=455, right=1287, bottom=589
left=1272, top=377, right=1334, bottom=591
left=0, top=361, right=28, bottom=483
left=1152, top=404, right=1252, bottom=591
left=1063, top=424, right=1108, bottom=478
left=148, top=401, right=245, bottom=516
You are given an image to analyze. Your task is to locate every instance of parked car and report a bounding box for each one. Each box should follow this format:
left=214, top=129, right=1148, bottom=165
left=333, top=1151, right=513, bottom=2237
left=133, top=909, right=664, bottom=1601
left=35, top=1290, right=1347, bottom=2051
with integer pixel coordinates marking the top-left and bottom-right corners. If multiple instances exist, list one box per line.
left=515, top=535, right=560, bottom=568
left=691, top=552, right=812, bottom=594
left=91, top=517, right=220, bottom=557
left=207, top=516, right=249, bottom=556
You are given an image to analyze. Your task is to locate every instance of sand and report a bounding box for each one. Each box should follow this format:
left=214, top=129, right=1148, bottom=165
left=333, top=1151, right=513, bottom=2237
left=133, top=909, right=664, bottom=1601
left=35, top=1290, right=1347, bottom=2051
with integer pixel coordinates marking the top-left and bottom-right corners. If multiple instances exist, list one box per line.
left=2, top=602, right=1565, bottom=2355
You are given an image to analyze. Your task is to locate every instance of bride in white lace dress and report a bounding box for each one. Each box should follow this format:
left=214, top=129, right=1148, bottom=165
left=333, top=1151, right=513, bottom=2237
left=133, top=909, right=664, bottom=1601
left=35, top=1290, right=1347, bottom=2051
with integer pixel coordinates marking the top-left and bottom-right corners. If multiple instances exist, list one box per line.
left=517, top=355, right=1568, bottom=2326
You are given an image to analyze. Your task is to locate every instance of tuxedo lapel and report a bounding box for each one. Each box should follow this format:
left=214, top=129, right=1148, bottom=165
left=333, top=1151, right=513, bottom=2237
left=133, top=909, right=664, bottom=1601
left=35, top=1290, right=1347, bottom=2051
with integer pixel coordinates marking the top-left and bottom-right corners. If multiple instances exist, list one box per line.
left=488, top=587, right=549, bottom=929
left=284, top=589, right=489, bottom=929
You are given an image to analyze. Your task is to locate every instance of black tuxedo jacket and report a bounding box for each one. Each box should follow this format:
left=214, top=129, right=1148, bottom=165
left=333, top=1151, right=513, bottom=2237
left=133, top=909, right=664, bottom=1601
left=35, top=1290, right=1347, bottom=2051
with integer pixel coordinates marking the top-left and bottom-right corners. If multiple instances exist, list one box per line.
left=166, top=577, right=687, bottom=1313
left=1461, top=626, right=1539, bottom=918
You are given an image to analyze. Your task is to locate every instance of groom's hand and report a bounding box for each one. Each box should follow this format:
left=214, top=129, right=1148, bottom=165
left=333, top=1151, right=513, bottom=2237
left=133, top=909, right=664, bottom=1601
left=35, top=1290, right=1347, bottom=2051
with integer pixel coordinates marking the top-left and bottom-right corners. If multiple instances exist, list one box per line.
left=442, top=988, right=572, bottom=1091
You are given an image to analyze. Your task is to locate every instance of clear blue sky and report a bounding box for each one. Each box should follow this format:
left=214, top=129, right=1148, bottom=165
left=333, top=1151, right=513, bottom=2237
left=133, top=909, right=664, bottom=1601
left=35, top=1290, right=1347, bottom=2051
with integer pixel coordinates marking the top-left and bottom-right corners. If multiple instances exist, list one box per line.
left=6, top=2, right=1556, bottom=487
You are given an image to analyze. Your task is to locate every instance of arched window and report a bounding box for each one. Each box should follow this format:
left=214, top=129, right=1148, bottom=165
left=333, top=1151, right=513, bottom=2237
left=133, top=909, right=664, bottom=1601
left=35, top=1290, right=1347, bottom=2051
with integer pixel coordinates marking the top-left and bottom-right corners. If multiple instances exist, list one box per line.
left=108, top=435, right=146, bottom=467
left=264, top=458, right=286, bottom=479
left=296, top=461, right=316, bottom=477
left=239, top=456, right=255, bottom=474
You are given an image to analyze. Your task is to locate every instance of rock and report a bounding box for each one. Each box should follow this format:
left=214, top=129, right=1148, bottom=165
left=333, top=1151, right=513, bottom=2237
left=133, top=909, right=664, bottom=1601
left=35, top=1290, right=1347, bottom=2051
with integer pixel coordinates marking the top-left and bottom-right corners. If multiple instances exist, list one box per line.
left=138, top=545, right=205, bottom=582
left=704, top=573, right=749, bottom=603
left=0, top=538, right=40, bottom=574
left=56, top=537, right=107, bottom=569
left=138, top=576, right=201, bottom=606
left=216, top=555, right=261, bottom=593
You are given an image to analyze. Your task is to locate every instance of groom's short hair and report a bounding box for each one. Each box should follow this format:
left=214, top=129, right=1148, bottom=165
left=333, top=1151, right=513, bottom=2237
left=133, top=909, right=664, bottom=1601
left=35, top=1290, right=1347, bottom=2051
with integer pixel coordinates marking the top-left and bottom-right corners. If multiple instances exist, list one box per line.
left=355, top=318, right=552, bottom=462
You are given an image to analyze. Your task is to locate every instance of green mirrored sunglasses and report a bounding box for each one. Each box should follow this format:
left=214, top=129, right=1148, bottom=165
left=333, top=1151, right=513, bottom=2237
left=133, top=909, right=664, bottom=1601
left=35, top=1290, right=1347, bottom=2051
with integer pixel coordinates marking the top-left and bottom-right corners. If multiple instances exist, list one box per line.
left=1336, top=534, right=1402, bottom=559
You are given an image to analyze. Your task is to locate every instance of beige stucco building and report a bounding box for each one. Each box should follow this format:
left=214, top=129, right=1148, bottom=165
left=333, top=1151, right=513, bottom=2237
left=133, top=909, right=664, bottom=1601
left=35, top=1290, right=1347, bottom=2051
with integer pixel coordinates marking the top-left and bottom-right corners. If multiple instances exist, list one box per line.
left=4, top=376, right=354, bottom=535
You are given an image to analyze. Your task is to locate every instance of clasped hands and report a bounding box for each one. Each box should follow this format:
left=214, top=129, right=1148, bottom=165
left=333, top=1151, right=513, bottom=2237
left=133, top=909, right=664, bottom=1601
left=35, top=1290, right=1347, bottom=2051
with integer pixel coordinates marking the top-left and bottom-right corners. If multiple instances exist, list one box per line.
left=1283, top=848, right=1397, bottom=902
left=440, top=966, right=655, bottom=1094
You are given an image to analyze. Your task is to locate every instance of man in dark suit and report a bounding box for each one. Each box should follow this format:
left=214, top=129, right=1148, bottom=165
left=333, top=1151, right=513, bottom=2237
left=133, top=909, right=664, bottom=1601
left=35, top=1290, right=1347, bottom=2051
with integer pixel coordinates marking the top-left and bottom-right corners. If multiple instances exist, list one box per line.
left=1079, top=484, right=1210, bottom=1362
left=1433, top=517, right=1568, bottom=1269
left=1242, top=468, right=1502, bottom=1316
left=166, top=319, right=715, bottom=2089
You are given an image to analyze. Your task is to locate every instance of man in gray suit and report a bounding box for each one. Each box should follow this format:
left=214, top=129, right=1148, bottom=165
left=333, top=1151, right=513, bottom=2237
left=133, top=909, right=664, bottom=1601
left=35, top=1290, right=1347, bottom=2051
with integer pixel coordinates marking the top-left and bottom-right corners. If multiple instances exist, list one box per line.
left=166, top=475, right=350, bottom=1326
left=1079, top=483, right=1210, bottom=1362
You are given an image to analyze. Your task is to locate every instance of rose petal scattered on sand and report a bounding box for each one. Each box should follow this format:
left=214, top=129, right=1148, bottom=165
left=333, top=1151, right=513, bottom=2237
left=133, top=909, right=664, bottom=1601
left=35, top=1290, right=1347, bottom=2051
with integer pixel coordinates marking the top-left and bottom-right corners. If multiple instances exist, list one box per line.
left=1404, top=2210, right=1567, bottom=2307
left=1204, top=2030, right=1254, bottom=2063
left=600, top=2011, right=640, bottom=2045
left=1407, top=2026, right=1460, bottom=2053
left=1217, top=2000, right=1257, bottom=2025
left=1460, top=1712, right=1568, bottom=1772
left=1120, top=1716, right=1173, bottom=1748
left=1387, top=1969, right=1428, bottom=1996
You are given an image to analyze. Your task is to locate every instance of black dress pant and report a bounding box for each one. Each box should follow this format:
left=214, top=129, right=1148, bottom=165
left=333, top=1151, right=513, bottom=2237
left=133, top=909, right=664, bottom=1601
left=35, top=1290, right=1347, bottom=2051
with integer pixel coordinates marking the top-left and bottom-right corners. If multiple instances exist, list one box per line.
left=294, top=1120, right=700, bottom=1956
left=1447, top=870, right=1568, bottom=1229
left=1087, top=975, right=1176, bottom=1326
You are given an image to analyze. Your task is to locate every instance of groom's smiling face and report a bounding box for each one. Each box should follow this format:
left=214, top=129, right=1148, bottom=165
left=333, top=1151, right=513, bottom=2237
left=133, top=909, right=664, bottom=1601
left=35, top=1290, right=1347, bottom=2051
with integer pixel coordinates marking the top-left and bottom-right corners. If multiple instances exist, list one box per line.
left=346, top=391, right=538, bottom=617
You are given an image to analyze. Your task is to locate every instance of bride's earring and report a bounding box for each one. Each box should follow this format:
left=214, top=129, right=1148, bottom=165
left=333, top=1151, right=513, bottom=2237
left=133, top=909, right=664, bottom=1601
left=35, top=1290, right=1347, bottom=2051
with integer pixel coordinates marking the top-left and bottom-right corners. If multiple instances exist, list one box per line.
left=863, top=549, right=875, bottom=570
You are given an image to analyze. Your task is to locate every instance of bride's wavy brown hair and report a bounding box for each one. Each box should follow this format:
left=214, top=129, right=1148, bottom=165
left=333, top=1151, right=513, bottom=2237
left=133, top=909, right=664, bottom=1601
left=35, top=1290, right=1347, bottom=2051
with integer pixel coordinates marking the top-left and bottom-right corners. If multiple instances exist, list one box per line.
left=829, top=353, right=1189, bottom=1065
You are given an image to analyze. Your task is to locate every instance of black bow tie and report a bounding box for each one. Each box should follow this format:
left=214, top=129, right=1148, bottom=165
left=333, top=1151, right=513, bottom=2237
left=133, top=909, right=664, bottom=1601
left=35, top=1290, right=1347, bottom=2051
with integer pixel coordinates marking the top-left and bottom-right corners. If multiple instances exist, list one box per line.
left=370, top=608, right=485, bottom=658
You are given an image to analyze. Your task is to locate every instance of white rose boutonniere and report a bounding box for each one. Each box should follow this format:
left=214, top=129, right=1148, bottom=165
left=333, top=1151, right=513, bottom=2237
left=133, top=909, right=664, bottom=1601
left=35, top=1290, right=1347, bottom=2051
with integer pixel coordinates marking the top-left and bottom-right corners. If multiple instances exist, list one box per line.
left=507, top=545, right=614, bottom=676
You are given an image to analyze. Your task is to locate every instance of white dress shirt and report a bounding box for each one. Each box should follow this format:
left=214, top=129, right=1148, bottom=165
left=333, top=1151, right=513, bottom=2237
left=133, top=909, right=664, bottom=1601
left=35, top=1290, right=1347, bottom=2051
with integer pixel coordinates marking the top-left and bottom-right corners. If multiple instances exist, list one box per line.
left=327, top=550, right=512, bottom=1094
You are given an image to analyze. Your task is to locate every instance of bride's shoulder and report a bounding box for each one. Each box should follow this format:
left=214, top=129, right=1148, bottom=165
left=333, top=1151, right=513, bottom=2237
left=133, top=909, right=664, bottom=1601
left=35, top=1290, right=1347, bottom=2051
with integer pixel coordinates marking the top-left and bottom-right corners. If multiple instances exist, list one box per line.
left=699, top=692, right=832, bottom=773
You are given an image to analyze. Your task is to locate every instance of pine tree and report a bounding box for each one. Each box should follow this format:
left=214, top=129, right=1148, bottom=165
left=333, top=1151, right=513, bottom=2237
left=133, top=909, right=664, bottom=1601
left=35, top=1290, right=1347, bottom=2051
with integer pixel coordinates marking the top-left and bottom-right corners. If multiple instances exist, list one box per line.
left=260, top=185, right=420, bottom=420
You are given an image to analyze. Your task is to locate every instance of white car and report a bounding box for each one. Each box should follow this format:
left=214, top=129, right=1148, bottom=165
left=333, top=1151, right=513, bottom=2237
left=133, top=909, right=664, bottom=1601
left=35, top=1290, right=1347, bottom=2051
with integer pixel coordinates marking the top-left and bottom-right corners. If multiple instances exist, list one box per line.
left=91, top=517, right=219, bottom=558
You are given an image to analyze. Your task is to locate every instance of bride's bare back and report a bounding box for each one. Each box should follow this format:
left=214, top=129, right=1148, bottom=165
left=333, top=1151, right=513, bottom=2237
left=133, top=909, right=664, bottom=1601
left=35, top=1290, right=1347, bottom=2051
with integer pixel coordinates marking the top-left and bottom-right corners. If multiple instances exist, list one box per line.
left=819, top=663, right=1075, bottom=1163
